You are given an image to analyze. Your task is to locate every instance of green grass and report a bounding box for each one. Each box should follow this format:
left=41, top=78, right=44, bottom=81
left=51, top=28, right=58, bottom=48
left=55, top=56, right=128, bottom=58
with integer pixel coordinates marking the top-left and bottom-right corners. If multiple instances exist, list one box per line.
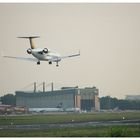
left=0, top=125, right=139, bottom=137
left=0, top=112, right=140, bottom=137
left=0, top=111, right=140, bottom=125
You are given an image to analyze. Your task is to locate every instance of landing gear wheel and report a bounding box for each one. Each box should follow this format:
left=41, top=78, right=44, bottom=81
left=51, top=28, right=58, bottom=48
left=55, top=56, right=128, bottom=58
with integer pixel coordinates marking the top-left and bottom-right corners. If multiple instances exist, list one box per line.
left=56, top=62, right=59, bottom=67
left=37, top=61, right=40, bottom=65
left=49, top=61, right=52, bottom=65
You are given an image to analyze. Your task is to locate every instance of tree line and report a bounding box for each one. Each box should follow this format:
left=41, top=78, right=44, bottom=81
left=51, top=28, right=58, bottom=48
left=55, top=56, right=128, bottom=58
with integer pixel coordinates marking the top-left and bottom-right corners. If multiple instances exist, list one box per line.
left=0, top=94, right=140, bottom=110
left=0, top=94, right=16, bottom=106
left=100, top=96, right=140, bottom=110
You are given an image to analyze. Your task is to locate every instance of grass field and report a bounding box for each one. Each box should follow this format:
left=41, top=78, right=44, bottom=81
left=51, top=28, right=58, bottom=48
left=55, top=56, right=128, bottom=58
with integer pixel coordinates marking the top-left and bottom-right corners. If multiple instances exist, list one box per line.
left=0, top=125, right=139, bottom=137
left=0, top=111, right=140, bottom=125
left=0, top=111, right=140, bottom=137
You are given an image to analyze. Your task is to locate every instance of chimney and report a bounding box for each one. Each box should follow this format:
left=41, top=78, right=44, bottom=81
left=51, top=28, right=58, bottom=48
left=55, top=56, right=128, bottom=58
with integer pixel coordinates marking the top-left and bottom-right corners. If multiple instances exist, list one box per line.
left=43, top=82, right=45, bottom=92
left=34, top=82, right=36, bottom=92
left=51, top=82, right=54, bottom=91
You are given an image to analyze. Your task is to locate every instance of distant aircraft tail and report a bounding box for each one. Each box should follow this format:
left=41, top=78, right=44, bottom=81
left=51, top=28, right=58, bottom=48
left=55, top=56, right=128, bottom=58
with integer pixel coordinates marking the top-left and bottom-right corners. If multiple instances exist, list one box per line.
left=18, top=36, right=40, bottom=49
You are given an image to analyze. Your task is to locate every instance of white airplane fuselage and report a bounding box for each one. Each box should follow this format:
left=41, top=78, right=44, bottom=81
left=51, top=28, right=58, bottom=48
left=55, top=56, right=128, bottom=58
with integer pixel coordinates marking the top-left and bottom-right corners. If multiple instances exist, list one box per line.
left=31, top=48, right=61, bottom=62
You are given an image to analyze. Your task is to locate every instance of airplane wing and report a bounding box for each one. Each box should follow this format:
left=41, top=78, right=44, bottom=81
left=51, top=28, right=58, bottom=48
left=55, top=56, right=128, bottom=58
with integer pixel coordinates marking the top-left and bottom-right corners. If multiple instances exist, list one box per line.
left=61, top=51, right=80, bottom=59
left=3, top=55, right=38, bottom=62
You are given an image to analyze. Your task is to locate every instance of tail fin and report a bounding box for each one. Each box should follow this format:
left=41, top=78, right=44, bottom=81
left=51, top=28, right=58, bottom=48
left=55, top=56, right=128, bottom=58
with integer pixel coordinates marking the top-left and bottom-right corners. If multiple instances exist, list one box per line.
left=18, top=36, right=40, bottom=49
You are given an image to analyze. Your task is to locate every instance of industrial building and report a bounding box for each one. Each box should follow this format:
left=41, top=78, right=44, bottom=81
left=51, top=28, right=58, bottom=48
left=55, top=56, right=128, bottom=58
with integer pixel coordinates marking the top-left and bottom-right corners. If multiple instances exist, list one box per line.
left=16, top=85, right=100, bottom=112
left=125, top=95, right=140, bottom=100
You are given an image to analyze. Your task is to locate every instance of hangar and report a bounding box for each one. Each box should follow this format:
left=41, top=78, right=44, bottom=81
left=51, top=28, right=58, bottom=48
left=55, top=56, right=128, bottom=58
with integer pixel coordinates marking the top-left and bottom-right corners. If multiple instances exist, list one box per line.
left=16, top=86, right=100, bottom=112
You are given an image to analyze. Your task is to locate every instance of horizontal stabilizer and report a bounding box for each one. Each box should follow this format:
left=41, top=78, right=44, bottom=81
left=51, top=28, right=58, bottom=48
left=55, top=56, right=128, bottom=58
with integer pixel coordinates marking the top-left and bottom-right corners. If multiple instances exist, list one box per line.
left=18, top=36, right=40, bottom=49
left=18, top=36, right=40, bottom=39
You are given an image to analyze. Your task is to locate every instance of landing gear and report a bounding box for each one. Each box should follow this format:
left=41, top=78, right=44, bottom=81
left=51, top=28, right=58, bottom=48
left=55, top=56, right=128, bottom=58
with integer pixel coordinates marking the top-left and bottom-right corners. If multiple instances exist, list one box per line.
left=37, top=61, right=40, bottom=65
left=49, top=61, right=52, bottom=65
left=56, top=62, right=59, bottom=67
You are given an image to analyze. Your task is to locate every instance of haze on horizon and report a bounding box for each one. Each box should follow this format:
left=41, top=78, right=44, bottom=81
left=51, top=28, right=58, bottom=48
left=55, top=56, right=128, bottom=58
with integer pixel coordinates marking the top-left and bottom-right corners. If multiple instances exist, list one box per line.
left=0, top=3, right=140, bottom=99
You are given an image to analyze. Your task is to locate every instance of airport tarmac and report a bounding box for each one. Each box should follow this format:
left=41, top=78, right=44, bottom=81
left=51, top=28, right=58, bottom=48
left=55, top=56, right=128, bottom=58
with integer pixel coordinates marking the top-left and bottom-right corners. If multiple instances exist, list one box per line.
left=0, top=119, right=139, bottom=130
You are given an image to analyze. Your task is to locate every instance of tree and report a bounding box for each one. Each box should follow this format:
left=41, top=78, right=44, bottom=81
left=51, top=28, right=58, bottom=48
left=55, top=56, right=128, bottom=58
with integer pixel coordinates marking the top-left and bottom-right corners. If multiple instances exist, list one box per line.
left=100, top=96, right=140, bottom=110
left=100, top=96, right=117, bottom=109
left=1, top=94, right=16, bottom=105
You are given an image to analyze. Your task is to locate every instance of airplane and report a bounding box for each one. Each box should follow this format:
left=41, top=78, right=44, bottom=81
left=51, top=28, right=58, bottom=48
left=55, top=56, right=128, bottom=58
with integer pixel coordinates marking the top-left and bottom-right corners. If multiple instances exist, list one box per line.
left=3, top=36, right=80, bottom=66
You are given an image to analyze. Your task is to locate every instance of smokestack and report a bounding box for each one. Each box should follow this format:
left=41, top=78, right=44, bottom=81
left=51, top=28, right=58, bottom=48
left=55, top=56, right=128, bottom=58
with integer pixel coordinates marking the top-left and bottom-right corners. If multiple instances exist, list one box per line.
left=51, top=82, right=54, bottom=91
left=43, top=82, right=45, bottom=92
left=34, top=82, right=36, bottom=92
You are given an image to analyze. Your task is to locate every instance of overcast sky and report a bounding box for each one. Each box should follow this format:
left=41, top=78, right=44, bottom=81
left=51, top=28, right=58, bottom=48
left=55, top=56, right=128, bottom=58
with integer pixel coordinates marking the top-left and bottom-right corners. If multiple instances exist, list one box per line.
left=0, top=3, right=140, bottom=99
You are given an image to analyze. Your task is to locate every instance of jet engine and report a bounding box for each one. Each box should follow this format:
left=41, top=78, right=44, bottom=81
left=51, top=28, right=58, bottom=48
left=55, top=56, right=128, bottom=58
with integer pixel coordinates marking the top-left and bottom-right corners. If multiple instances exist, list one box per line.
left=43, top=48, right=48, bottom=53
left=27, top=48, right=32, bottom=54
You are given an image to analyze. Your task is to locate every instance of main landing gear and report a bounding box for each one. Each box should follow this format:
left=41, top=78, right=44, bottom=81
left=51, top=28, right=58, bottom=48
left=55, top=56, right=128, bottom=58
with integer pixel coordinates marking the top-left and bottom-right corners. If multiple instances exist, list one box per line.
left=37, top=61, right=40, bottom=65
left=56, top=62, right=59, bottom=67
left=49, top=61, right=52, bottom=65
left=49, top=61, right=59, bottom=66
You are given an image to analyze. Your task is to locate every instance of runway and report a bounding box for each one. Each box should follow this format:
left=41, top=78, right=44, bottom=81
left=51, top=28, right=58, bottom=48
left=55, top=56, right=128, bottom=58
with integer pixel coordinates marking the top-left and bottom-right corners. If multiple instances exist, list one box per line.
left=0, top=119, right=140, bottom=130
